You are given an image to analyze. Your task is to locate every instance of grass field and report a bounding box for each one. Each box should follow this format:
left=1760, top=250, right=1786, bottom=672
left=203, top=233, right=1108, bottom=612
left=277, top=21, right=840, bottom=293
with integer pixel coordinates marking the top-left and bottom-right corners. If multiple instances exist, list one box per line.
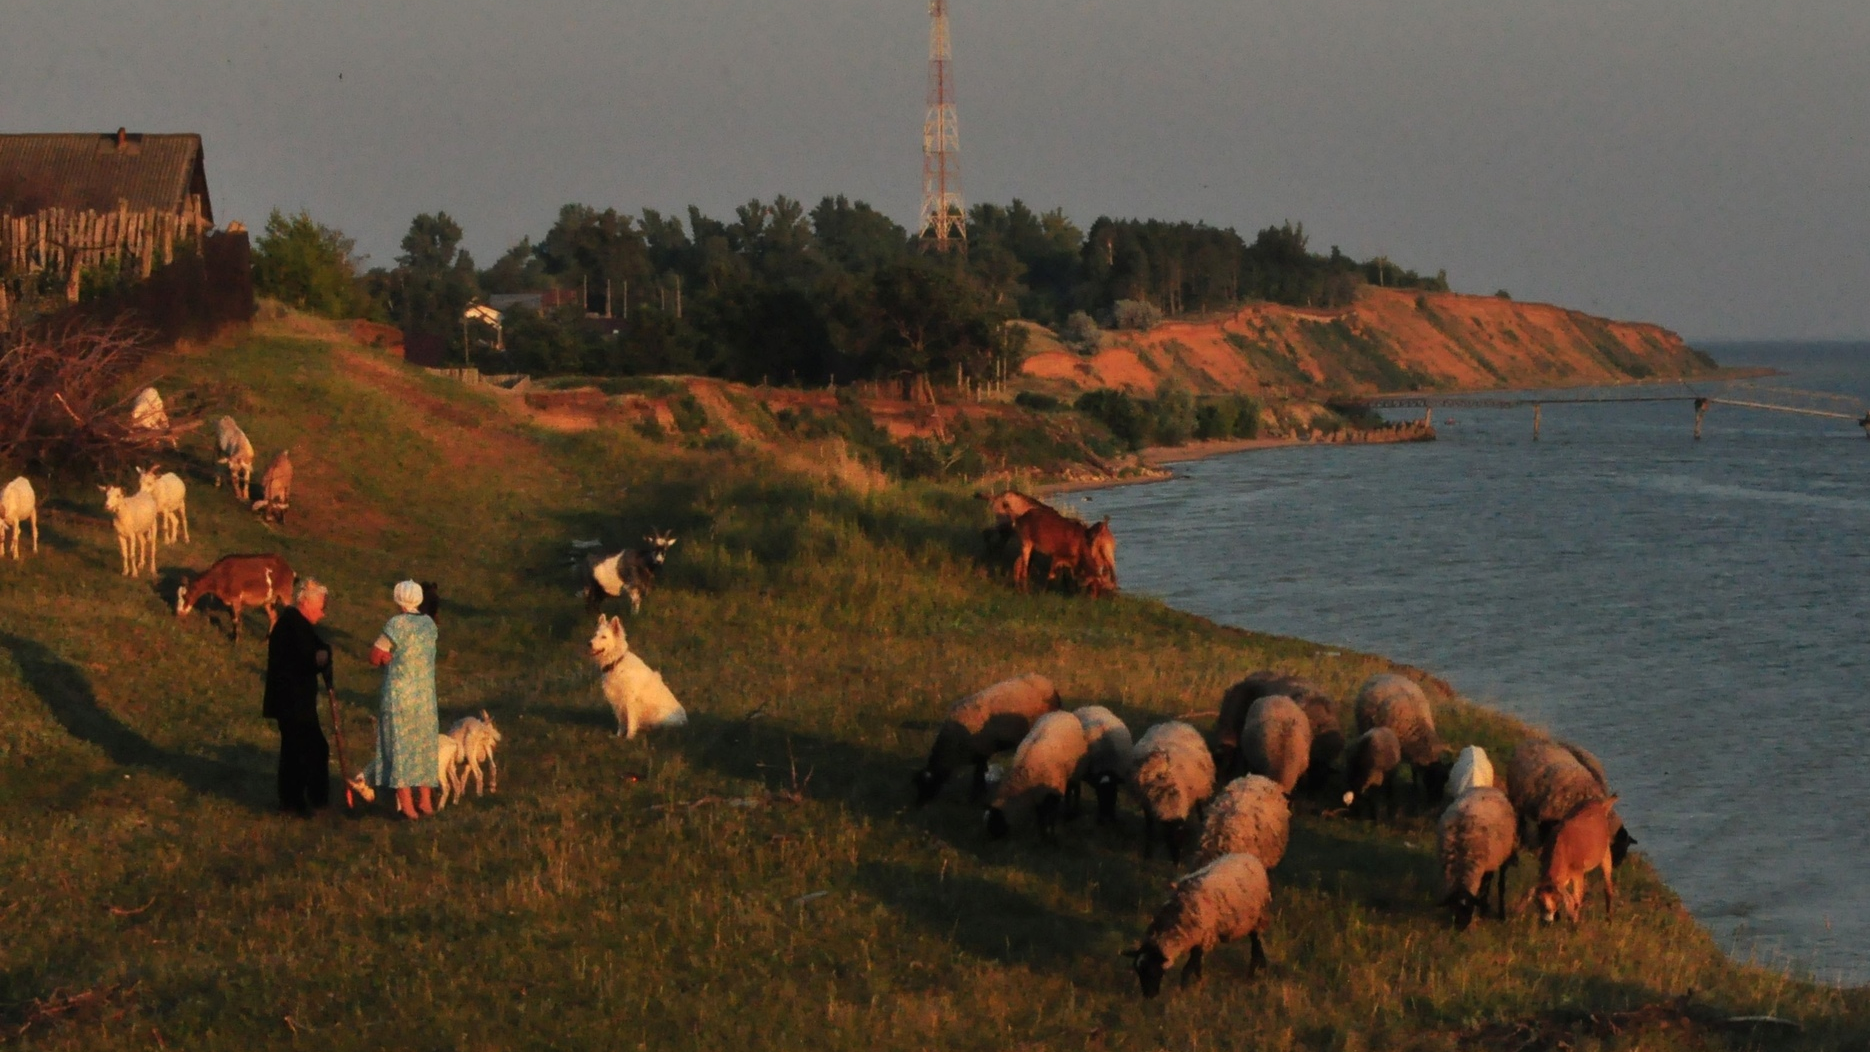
left=2, top=318, right=1864, bottom=1050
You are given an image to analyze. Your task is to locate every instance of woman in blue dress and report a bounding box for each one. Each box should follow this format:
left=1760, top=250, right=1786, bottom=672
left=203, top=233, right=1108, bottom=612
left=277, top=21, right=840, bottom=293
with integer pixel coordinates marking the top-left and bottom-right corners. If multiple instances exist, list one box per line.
left=368, top=580, right=440, bottom=819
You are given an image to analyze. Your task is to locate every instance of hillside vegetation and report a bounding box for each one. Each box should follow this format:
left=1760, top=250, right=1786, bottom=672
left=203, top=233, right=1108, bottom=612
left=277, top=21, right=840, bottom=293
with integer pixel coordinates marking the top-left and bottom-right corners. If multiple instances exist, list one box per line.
left=0, top=317, right=1859, bottom=1050
left=1022, top=287, right=1718, bottom=400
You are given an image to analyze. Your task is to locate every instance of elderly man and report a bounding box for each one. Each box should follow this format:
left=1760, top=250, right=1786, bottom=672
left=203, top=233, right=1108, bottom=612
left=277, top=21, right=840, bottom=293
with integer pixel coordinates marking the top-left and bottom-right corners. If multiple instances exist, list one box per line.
left=264, top=578, right=333, bottom=816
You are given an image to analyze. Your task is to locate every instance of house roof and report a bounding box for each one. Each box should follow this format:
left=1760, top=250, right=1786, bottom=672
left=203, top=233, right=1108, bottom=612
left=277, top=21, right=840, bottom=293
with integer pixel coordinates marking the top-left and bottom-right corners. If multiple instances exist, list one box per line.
left=0, top=131, right=212, bottom=219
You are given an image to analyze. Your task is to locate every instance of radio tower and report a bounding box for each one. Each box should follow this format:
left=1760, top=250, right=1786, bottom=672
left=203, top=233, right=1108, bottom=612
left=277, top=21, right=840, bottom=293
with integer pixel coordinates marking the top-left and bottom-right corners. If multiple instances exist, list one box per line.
left=918, top=0, right=965, bottom=252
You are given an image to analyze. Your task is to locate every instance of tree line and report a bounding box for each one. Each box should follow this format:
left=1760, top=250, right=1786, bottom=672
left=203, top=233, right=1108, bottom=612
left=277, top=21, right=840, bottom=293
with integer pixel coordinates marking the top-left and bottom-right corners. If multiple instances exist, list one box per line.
left=250, top=198, right=1447, bottom=383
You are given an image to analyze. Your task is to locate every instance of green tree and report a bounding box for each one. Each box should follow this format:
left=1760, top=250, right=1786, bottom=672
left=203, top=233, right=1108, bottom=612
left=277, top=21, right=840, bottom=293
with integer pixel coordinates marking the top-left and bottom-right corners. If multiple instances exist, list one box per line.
left=250, top=209, right=372, bottom=318
left=392, top=212, right=479, bottom=353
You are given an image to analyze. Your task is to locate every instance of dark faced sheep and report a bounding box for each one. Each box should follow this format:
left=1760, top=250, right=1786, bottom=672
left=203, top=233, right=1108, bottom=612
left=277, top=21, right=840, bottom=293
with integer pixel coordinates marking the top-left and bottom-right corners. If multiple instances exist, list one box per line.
left=1241, top=695, right=1311, bottom=795
left=1506, top=737, right=1636, bottom=867
left=1129, top=721, right=1217, bottom=863
left=1343, top=726, right=1402, bottom=819
left=1353, top=674, right=1451, bottom=802
left=913, top=674, right=1062, bottom=805
left=1192, top=774, right=1290, bottom=870
left=1123, top=853, right=1271, bottom=998
left=1072, top=705, right=1134, bottom=823
left=986, top=711, right=1089, bottom=839
left=1437, top=786, right=1518, bottom=929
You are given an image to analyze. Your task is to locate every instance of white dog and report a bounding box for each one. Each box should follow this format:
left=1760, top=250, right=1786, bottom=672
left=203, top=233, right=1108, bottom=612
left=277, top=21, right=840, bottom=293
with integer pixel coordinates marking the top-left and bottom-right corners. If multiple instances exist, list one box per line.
left=448, top=710, right=503, bottom=796
left=589, top=614, right=686, bottom=738
left=347, top=733, right=467, bottom=809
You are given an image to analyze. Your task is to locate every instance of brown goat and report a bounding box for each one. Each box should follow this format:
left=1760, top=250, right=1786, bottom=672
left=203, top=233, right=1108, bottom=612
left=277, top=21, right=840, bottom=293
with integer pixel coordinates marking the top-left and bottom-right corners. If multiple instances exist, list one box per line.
left=1532, top=795, right=1619, bottom=923
left=177, top=553, right=295, bottom=643
left=1011, top=505, right=1091, bottom=591
left=252, top=448, right=292, bottom=524
left=1083, top=518, right=1117, bottom=597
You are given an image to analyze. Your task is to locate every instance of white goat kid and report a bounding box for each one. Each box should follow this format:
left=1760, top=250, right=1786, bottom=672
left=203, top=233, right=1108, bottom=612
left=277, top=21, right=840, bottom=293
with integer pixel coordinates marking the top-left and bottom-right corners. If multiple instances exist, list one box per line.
left=347, top=733, right=468, bottom=809
left=215, top=416, right=255, bottom=501
left=448, top=710, right=504, bottom=796
left=130, top=386, right=170, bottom=430
left=100, top=485, right=160, bottom=577
left=1, top=477, right=38, bottom=560
left=135, top=466, right=190, bottom=544
left=589, top=614, right=687, bottom=739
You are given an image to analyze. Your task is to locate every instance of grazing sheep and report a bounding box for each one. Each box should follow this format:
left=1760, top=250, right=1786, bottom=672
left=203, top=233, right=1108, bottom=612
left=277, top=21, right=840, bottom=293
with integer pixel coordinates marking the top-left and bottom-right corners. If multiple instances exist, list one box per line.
left=349, top=733, right=467, bottom=809
left=589, top=614, right=686, bottom=739
left=447, top=710, right=503, bottom=796
left=1297, top=692, right=1344, bottom=792
left=129, top=386, right=169, bottom=431
left=1, top=477, right=38, bottom=560
left=1353, top=673, right=1451, bottom=800
left=1213, top=671, right=1332, bottom=780
left=135, top=466, right=189, bottom=544
left=1532, top=795, right=1621, bottom=923
left=1072, top=704, right=1134, bottom=823
left=986, top=711, right=1088, bottom=839
left=1506, top=737, right=1636, bottom=867
left=100, top=485, right=160, bottom=577
left=252, top=448, right=292, bottom=524
left=1241, top=695, right=1312, bottom=795
left=585, top=530, right=678, bottom=613
left=1129, top=721, right=1216, bottom=863
left=1448, top=745, right=1495, bottom=799
left=913, top=673, right=1061, bottom=804
left=1438, top=786, right=1518, bottom=929
left=215, top=416, right=255, bottom=501
left=1123, top=853, right=1271, bottom=998
left=1192, top=774, right=1290, bottom=870
left=1343, top=726, right=1403, bottom=818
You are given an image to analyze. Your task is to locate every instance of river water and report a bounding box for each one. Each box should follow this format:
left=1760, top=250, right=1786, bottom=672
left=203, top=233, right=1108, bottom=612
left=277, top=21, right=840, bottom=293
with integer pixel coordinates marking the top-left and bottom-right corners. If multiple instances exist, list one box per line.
left=1083, top=343, right=1870, bottom=984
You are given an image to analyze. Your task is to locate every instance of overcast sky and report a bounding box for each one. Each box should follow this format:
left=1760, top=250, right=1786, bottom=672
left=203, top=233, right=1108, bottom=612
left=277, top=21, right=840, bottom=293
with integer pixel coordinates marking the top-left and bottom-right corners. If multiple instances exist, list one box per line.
left=4, top=0, right=1864, bottom=339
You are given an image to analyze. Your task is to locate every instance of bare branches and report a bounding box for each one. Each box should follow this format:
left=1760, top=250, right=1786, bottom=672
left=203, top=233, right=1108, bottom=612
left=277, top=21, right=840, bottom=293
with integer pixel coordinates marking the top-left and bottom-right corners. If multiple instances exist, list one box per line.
left=0, top=318, right=196, bottom=472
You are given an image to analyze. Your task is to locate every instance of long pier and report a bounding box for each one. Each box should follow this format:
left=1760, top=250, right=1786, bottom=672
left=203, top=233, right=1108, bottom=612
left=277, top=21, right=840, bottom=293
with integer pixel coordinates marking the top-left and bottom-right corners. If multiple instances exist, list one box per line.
left=1346, top=380, right=1870, bottom=441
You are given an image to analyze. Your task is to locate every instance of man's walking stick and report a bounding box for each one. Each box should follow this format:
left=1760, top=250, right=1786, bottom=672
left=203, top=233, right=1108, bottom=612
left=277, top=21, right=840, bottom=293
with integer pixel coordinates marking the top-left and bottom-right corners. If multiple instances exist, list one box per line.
left=327, top=686, right=353, bottom=809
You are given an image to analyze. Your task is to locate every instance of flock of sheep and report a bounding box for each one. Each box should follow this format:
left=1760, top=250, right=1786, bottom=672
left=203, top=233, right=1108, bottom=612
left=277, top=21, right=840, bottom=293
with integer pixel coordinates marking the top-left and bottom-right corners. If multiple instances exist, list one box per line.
left=910, top=670, right=1635, bottom=997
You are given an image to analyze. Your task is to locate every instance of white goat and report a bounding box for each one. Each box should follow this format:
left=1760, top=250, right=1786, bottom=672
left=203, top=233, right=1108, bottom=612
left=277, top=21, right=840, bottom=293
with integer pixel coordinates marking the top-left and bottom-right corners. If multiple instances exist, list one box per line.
left=1, top=477, right=38, bottom=560
left=101, top=485, right=160, bottom=577
left=448, top=710, right=504, bottom=796
left=215, top=416, right=255, bottom=501
left=135, top=466, right=190, bottom=544
left=130, top=386, right=169, bottom=430
left=348, top=734, right=468, bottom=809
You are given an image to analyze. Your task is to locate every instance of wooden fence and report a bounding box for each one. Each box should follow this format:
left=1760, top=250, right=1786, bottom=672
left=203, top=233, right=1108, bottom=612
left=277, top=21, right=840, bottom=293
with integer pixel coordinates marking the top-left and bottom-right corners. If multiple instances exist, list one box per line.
left=1, top=195, right=212, bottom=306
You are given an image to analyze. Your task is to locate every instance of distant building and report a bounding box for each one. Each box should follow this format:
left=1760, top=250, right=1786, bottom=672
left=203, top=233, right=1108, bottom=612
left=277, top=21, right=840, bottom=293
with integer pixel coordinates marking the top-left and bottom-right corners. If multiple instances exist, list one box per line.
left=0, top=129, right=212, bottom=218
left=486, top=289, right=583, bottom=313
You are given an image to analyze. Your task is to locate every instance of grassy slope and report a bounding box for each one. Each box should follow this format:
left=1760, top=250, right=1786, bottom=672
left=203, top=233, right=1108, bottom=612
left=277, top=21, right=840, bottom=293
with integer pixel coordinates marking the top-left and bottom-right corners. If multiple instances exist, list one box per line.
left=1, top=322, right=1863, bottom=1050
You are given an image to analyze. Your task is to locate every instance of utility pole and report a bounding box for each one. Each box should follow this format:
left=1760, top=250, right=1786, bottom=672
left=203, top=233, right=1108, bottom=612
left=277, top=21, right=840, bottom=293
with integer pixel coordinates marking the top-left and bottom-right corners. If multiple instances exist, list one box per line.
left=917, top=0, right=965, bottom=253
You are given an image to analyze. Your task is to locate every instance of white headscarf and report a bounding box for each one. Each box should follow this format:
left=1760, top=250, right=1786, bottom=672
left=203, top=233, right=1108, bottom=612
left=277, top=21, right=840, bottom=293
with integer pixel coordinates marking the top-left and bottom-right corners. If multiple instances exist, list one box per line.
left=393, top=580, right=424, bottom=614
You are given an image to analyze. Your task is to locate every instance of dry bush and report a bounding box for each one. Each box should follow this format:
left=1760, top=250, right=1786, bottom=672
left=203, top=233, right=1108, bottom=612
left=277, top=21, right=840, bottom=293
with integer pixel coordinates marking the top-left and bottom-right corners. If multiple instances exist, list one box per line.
left=0, top=318, right=196, bottom=471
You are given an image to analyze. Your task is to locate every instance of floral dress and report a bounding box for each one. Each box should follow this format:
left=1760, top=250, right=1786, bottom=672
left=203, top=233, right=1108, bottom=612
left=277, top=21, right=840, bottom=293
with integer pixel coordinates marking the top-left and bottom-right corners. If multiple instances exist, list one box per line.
left=371, top=612, right=439, bottom=788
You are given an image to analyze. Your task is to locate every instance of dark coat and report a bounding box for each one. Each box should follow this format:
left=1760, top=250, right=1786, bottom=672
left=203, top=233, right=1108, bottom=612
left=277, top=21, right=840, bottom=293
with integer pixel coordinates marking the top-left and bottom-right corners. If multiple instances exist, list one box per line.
left=264, top=605, right=332, bottom=722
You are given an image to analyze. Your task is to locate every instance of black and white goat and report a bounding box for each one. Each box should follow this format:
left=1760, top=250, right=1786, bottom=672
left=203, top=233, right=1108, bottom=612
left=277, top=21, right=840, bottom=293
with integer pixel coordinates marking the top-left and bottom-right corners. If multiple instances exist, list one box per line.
left=583, top=530, right=677, bottom=613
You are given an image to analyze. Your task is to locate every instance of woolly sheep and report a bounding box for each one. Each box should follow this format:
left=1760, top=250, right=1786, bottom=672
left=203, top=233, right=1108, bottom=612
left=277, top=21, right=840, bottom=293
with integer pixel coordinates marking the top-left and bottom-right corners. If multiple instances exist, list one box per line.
left=1072, top=704, right=1134, bottom=823
left=1192, top=774, right=1290, bottom=870
left=1533, top=795, right=1621, bottom=923
left=1343, top=726, right=1402, bottom=818
left=1437, top=786, right=1518, bottom=929
left=1506, top=737, right=1635, bottom=867
left=1297, top=691, right=1344, bottom=791
left=1241, top=695, right=1312, bottom=795
left=1123, top=852, right=1271, bottom=998
left=986, top=711, right=1088, bottom=838
left=215, top=416, right=255, bottom=501
left=1353, top=673, right=1451, bottom=800
left=1447, top=745, right=1494, bottom=799
left=136, top=466, right=190, bottom=544
left=100, top=484, right=160, bottom=577
left=1213, top=671, right=1317, bottom=775
left=1129, top=721, right=1216, bottom=863
left=913, top=673, right=1061, bottom=804
left=1, top=477, right=38, bottom=560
